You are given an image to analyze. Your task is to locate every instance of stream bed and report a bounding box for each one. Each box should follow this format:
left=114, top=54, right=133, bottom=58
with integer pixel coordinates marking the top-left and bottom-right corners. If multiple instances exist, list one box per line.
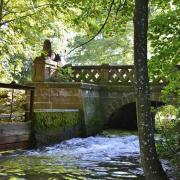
left=0, top=130, right=145, bottom=180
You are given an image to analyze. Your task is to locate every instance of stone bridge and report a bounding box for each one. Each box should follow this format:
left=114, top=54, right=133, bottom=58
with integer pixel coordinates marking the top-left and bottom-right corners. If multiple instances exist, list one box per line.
left=29, top=60, right=172, bottom=141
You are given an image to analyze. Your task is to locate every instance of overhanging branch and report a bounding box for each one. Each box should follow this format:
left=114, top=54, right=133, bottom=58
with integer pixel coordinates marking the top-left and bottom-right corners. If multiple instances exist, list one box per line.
left=67, top=0, right=115, bottom=55
left=0, top=3, right=63, bottom=26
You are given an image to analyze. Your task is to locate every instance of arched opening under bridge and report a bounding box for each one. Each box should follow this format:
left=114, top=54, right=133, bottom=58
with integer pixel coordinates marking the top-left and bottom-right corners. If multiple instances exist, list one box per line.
left=107, top=101, right=165, bottom=130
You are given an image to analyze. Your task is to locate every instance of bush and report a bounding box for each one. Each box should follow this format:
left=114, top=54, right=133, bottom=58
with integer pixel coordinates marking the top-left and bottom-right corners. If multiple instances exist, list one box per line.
left=0, top=89, right=27, bottom=122
left=50, top=67, right=73, bottom=82
left=155, top=105, right=180, bottom=178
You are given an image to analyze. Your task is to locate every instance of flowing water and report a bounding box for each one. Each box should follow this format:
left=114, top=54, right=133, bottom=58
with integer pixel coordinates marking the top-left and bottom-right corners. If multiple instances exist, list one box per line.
left=0, top=130, right=145, bottom=180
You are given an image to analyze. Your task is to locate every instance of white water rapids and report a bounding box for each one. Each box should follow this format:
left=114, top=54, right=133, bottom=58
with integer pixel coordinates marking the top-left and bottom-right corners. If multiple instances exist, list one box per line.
left=0, top=133, right=145, bottom=179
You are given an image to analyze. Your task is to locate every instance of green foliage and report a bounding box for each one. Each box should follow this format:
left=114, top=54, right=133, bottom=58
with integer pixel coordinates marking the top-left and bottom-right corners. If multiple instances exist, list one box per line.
left=67, top=23, right=134, bottom=65
left=155, top=105, right=180, bottom=167
left=0, top=0, right=79, bottom=82
left=34, top=111, right=81, bottom=131
left=149, top=0, right=180, bottom=103
left=50, top=66, right=73, bottom=82
left=0, top=89, right=27, bottom=122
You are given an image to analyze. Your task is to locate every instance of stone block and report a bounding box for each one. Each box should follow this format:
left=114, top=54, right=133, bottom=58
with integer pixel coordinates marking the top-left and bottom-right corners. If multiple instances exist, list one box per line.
left=50, top=96, right=81, bottom=104
left=52, top=103, right=82, bottom=110
left=35, top=88, right=51, bottom=96
left=58, top=88, right=80, bottom=96
left=33, top=111, right=84, bottom=146
left=35, top=96, right=50, bottom=102
left=34, top=102, right=52, bottom=109
left=50, top=88, right=59, bottom=96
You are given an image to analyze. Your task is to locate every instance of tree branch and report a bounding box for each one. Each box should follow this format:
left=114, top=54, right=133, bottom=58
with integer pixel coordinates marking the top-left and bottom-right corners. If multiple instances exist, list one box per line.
left=115, top=0, right=127, bottom=17
left=1, top=2, right=63, bottom=25
left=67, top=0, right=115, bottom=55
left=3, top=2, right=63, bottom=16
left=4, top=0, right=10, bottom=7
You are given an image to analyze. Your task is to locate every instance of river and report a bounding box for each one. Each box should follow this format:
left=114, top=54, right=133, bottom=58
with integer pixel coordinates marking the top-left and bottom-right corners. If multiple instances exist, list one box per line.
left=0, top=130, right=145, bottom=180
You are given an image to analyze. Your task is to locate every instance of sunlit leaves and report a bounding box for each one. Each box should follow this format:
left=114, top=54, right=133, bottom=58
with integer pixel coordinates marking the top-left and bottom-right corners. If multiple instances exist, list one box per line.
left=149, top=0, right=180, bottom=103
left=67, top=22, right=133, bottom=65
left=0, top=0, right=71, bottom=82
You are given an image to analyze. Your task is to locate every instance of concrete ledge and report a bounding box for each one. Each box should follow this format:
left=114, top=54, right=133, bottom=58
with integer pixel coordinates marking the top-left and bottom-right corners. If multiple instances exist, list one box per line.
left=27, top=82, right=83, bottom=88
left=27, top=81, right=101, bottom=90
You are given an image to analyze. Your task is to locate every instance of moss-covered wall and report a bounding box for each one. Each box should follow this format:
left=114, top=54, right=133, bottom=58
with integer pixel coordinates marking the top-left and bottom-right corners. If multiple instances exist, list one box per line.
left=33, top=110, right=84, bottom=146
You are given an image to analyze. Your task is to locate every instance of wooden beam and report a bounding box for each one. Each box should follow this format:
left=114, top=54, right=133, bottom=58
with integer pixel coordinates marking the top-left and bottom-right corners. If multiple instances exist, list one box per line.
left=0, top=82, right=35, bottom=90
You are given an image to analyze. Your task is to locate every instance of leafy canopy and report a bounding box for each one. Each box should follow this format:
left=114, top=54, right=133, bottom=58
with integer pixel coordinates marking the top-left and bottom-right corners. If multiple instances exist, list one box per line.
left=149, top=0, right=180, bottom=102
left=0, top=0, right=134, bottom=81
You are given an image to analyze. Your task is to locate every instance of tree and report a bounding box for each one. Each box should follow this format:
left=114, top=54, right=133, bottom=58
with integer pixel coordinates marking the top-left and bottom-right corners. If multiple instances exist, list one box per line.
left=66, top=0, right=134, bottom=64
left=134, top=0, right=168, bottom=179
left=67, top=25, right=134, bottom=65
left=0, top=0, right=134, bottom=82
left=0, top=0, right=97, bottom=81
left=0, top=0, right=66, bottom=82
left=149, top=0, right=180, bottom=104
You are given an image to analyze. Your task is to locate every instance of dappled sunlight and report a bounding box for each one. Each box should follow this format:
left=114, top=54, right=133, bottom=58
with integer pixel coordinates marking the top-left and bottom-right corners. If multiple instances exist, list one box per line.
left=0, top=131, right=144, bottom=180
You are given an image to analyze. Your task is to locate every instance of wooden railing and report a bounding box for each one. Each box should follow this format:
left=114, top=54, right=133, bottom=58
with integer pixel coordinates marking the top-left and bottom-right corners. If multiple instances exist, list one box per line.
left=0, top=82, right=35, bottom=121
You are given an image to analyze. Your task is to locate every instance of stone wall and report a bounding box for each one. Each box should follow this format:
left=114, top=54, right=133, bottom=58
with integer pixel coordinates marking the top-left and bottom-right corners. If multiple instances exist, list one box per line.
left=81, top=84, right=104, bottom=136
left=29, top=82, right=83, bottom=110
left=27, top=82, right=106, bottom=145
left=26, top=81, right=164, bottom=146
left=33, top=110, right=84, bottom=146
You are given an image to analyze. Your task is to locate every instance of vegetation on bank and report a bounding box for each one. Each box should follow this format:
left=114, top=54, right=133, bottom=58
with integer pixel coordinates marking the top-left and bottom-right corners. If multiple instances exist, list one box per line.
left=155, top=105, right=180, bottom=179
left=0, top=89, right=26, bottom=123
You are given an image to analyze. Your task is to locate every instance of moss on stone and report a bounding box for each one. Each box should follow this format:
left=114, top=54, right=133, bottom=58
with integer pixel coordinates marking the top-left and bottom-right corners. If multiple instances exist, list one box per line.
left=33, top=111, right=82, bottom=131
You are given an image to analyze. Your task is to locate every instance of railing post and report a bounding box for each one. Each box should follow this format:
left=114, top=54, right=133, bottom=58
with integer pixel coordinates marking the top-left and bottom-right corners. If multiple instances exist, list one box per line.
left=100, top=64, right=109, bottom=83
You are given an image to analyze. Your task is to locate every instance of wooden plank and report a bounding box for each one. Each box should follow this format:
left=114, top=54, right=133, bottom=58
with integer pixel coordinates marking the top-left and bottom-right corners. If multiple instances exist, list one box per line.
left=0, top=82, right=35, bottom=90
left=0, top=134, right=30, bottom=144
left=0, top=123, right=31, bottom=136
left=0, top=141, right=29, bottom=151
left=0, top=129, right=31, bottom=136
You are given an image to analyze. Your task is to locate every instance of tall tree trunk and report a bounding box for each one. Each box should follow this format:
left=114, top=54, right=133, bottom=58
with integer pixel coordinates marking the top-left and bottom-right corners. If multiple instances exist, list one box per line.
left=0, top=0, right=3, bottom=23
left=133, top=0, right=168, bottom=179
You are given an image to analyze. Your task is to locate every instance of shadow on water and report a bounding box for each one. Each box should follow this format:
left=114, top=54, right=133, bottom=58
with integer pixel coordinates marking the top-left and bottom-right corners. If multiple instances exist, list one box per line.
left=0, top=129, right=145, bottom=180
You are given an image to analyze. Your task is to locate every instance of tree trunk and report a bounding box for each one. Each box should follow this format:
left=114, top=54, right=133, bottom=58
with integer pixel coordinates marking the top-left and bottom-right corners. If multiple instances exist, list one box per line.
left=0, top=0, right=3, bottom=23
left=133, top=0, right=168, bottom=179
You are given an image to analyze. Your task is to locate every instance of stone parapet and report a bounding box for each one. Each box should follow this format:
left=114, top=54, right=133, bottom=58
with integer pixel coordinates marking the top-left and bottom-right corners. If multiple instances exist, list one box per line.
left=33, top=58, right=61, bottom=82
